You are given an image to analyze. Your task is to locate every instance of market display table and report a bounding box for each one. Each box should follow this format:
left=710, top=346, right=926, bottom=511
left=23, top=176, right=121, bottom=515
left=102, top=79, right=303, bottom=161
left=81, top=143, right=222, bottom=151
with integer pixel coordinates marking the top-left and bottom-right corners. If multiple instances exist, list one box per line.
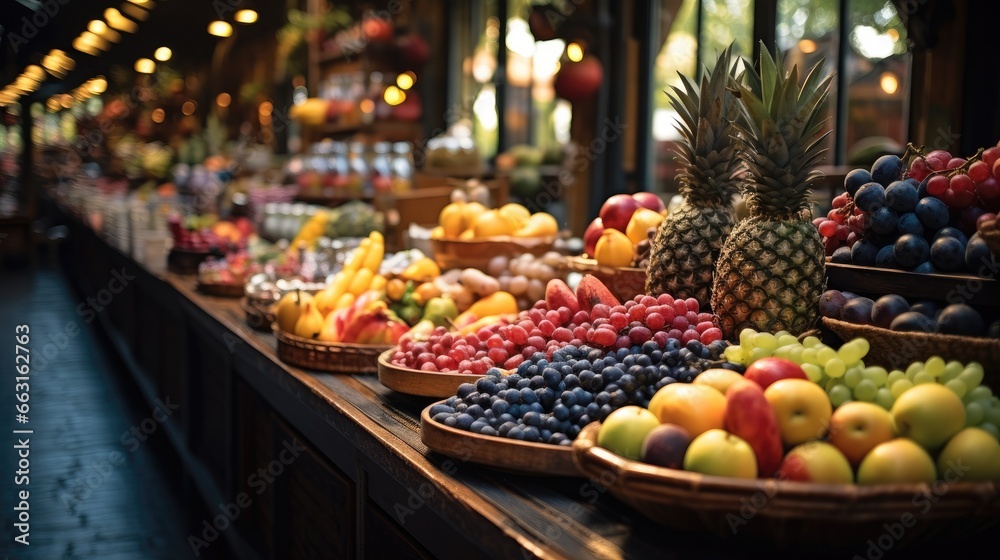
left=58, top=215, right=987, bottom=560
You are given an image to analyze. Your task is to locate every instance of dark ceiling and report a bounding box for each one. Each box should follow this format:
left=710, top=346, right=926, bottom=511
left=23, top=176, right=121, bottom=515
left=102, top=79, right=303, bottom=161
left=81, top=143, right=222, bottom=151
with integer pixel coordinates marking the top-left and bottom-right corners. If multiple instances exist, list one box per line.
left=0, top=0, right=287, bottom=102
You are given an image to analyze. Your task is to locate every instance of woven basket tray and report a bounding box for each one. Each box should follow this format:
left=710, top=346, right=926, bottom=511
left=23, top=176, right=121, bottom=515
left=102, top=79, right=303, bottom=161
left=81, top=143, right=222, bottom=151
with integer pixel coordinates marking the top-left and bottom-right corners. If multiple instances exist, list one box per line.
left=572, top=422, right=1000, bottom=548
left=822, top=317, right=1000, bottom=378
left=564, top=256, right=647, bottom=303
left=430, top=236, right=555, bottom=271
left=273, top=327, right=392, bottom=374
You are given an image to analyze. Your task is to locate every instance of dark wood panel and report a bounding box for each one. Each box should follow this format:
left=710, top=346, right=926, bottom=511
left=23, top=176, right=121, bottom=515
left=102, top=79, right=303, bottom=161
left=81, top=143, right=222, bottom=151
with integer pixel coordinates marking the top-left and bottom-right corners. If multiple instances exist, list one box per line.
left=364, top=500, right=434, bottom=560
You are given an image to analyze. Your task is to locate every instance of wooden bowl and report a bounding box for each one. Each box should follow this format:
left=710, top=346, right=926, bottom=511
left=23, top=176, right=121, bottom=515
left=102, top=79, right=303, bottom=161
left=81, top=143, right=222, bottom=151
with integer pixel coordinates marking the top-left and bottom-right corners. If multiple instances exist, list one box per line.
left=377, top=349, right=484, bottom=398
left=572, top=422, right=1000, bottom=547
left=430, top=236, right=555, bottom=271
left=420, top=401, right=577, bottom=476
left=564, top=256, right=647, bottom=303
left=822, top=317, right=1000, bottom=378
left=273, top=327, right=392, bottom=374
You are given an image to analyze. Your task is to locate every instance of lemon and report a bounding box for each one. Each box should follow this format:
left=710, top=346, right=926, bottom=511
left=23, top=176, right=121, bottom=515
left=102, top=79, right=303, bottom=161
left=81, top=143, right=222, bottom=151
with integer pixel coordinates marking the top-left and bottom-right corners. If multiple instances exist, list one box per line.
left=438, top=202, right=467, bottom=238
left=498, top=203, right=531, bottom=229
left=461, top=201, right=489, bottom=226
left=594, top=229, right=634, bottom=267
left=513, top=212, right=559, bottom=238
left=626, top=207, right=666, bottom=244
left=473, top=210, right=514, bottom=238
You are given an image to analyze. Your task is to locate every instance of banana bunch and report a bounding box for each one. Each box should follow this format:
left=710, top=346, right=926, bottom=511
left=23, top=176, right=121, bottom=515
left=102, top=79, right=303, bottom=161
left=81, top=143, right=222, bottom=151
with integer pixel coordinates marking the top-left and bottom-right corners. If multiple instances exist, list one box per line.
left=289, top=210, right=330, bottom=251
left=314, top=231, right=387, bottom=316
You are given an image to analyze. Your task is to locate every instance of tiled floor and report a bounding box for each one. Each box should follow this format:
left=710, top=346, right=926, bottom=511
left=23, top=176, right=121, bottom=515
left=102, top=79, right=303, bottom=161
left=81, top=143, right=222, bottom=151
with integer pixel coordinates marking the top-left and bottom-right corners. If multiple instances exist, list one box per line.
left=1, top=263, right=217, bottom=559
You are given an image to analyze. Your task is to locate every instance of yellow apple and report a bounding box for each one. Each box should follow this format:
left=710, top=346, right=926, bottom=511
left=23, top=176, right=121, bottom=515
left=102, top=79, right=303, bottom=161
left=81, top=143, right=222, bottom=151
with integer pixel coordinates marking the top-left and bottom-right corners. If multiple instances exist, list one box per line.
left=891, top=383, right=966, bottom=451
left=778, top=441, right=854, bottom=483
left=597, top=406, right=661, bottom=461
left=683, top=429, right=758, bottom=479
left=828, top=402, right=897, bottom=467
left=763, top=378, right=832, bottom=447
left=648, top=383, right=726, bottom=437
left=936, top=428, right=1000, bottom=482
left=857, top=438, right=936, bottom=485
left=693, top=368, right=746, bottom=395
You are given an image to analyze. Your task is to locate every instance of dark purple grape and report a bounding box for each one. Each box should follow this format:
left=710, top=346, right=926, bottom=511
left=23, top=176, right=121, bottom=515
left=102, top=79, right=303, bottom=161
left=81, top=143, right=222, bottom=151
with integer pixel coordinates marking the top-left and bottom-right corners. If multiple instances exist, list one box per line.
left=937, top=304, right=985, bottom=336
left=915, top=197, right=950, bottom=230
left=966, top=234, right=992, bottom=274
left=851, top=239, right=880, bottom=265
left=831, top=246, right=852, bottom=263
left=871, top=155, right=904, bottom=187
left=894, top=234, right=930, bottom=269
left=897, top=212, right=924, bottom=236
left=872, top=294, right=910, bottom=328
left=912, top=261, right=938, bottom=274
left=933, top=227, right=969, bottom=246
left=871, top=207, right=899, bottom=235
left=845, top=168, right=874, bottom=197
left=930, top=237, right=966, bottom=271
left=885, top=180, right=918, bottom=212
left=855, top=183, right=887, bottom=212
left=876, top=244, right=901, bottom=268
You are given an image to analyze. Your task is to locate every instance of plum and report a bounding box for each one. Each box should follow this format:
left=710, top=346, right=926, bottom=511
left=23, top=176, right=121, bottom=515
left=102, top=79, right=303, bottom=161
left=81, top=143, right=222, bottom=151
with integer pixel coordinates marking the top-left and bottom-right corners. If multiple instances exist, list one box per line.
left=831, top=246, right=853, bottom=264
left=912, top=261, right=938, bottom=274
left=937, top=304, right=985, bottom=336
left=910, top=300, right=941, bottom=319
left=872, top=295, right=910, bottom=328
left=876, top=244, right=900, bottom=269
left=640, top=423, right=692, bottom=469
left=966, top=234, right=993, bottom=274
left=890, top=311, right=937, bottom=333
left=851, top=239, right=880, bottom=266
left=819, top=290, right=848, bottom=319
left=842, top=297, right=875, bottom=325
left=989, top=321, right=1000, bottom=339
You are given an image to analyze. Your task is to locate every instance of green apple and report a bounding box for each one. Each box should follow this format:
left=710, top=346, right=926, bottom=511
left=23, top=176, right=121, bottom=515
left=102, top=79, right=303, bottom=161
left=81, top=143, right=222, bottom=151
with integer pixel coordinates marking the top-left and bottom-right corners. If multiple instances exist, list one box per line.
left=777, top=441, right=854, bottom=483
left=597, top=406, right=661, bottom=461
left=763, top=378, right=832, bottom=447
left=857, top=438, right=936, bottom=485
left=828, top=402, right=897, bottom=467
left=891, top=383, right=966, bottom=451
left=936, top=428, right=1000, bottom=482
left=683, top=429, right=757, bottom=479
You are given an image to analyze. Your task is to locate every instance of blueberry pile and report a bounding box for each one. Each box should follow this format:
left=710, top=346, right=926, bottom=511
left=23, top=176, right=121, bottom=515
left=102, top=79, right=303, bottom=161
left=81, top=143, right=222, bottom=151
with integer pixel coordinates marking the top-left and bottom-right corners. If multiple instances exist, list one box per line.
left=430, top=339, right=736, bottom=445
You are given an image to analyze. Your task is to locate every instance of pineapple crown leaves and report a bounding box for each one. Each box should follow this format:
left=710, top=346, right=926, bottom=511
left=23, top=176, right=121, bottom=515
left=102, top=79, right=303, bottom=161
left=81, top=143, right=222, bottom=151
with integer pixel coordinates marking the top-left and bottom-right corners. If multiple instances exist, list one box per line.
left=734, top=42, right=834, bottom=217
left=665, top=44, right=743, bottom=204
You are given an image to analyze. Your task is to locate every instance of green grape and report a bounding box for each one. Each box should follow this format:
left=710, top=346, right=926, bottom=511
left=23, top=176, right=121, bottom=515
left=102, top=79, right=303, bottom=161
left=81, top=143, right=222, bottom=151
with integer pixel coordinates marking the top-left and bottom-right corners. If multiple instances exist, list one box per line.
left=773, top=346, right=791, bottom=360
left=979, top=422, right=1000, bottom=440
left=965, top=402, right=985, bottom=426
left=875, top=387, right=895, bottom=410
left=802, top=335, right=821, bottom=348
left=776, top=334, right=799, bottom=348
left=940, top=361, right=964, bottom=382
left=802, top=363, right=824, bottom=384
left=861, top=367, right=889, bottom=388
left=788, top=346, right=805, bottom=364
left=739, top=328, right=757, bottom=349
left=829, top=384, right=852, bottom=407
left=912, top=371, right=935, bottom=385
left=854, top=379, right=878, bottom=401
left=905, top=361, right=924, bottom=379
left=749, top=347, right=771, bottom=363
left=844, top=367, right=862, bottom=388
left=924, top=356, right=945, bottom=378
left=825, top=358, right=846, bottom=379
left=891, top=379, right=914, bottom=398
left=886, top=370, right=907, bottom=387
left=773, top=330, right=790, bottom=338
left=967, top=386, right=993, bottom=402
left=753, top=332, right=778, bottom=352
left=825, top=377, right=843, bottom=393
left=984, top=400, right=1000, bottom=426
left=837, top=339, right=868, bottom=365
left=816, top=347, right=837, bottom=365
left=724, top=345, right=747, bottom=365
left=944, top=379, right=967, bottom=399
left=801, top=348, right=819, bottom=365
left=958, top=367, right=985, bottom=391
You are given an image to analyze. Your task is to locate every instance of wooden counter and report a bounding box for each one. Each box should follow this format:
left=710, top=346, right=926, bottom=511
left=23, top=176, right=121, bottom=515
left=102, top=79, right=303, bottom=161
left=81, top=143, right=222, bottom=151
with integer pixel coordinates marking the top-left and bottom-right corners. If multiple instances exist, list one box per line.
left=58, top=214, right=987, bottom=560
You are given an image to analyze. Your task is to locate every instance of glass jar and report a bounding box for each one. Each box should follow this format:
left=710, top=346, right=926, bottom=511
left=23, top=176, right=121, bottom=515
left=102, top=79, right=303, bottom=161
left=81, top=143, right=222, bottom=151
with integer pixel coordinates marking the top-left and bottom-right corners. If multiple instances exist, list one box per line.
left=390, top=142, right=414, bottom=193
left=346, top=142, right=369, bottom=196
left=371, top=142, right=393, bottom=193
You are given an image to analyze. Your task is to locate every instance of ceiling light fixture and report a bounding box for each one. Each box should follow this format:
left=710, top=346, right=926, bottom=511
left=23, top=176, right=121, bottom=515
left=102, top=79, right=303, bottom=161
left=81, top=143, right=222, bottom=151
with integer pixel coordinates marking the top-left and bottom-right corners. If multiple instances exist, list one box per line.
left=134, top=58, right=156, bottom=74
left=121, top=3, right=151, bottom=21
left=88, top=20, right=122, bottom=42
left=154, top=47, right=172, bottom=61
left=234, top=9, right=258, bottom=24
left=105, top=8, right=139, bottom=33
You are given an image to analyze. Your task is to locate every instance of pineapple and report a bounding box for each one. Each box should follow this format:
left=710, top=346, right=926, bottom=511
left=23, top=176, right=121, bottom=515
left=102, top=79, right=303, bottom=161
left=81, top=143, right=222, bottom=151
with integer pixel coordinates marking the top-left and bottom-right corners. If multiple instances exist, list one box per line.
left=711, top=44, right=834, bottom=338
left=645, top=46, right=742, bottom=306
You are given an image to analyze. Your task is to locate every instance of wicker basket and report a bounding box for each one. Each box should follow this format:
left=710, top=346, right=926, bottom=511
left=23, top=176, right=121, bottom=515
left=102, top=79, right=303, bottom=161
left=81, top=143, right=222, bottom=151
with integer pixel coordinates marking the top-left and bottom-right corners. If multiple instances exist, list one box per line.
left=822, top=317, right=1000, bottom=379
left=564, top=256, right=647, bottom=303
left=242, top=298, right=276, bottom=332
left=273, top=327, right=391, bottom=374
left=430, top=236, right=555, bottom=271
left=572, top=422, right=1000, bottom=548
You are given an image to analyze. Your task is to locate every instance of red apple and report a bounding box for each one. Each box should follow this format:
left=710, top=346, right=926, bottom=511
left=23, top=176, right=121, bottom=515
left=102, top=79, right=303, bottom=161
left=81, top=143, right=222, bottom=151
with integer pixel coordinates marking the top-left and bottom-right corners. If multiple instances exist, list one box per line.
left=599, top=194, right=640, bottom=233
left=583, top=217, right=605, bottom=258
left=554, top=54, right=603, bottom=103
left=632, top=192, right=665, bottom=213
left=744, top=357, right=808, bottom=390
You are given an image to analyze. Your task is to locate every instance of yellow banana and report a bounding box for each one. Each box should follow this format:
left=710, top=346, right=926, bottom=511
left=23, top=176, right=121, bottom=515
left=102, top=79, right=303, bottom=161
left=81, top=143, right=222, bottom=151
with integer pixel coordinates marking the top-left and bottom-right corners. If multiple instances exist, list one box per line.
left=344, top=239, right=371, bottom=272
left=369, top=274, right=387, bottom=292
left=362, top=232, right=384, bottom=272
left=348, top=268, right=375, bottom=296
